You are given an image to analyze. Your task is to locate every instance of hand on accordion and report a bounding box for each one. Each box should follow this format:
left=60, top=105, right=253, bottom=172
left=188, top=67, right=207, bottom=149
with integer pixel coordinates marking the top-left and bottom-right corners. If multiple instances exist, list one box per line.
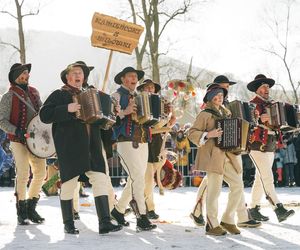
left=207, top=128, right=223, bottom=138
left=114, top=103, right=121, bottom=116
left=260, top=113, right=270, bottom=124
left=123, top=99, right=137, bottom=115
left=68, top=102, right=81, bottom=113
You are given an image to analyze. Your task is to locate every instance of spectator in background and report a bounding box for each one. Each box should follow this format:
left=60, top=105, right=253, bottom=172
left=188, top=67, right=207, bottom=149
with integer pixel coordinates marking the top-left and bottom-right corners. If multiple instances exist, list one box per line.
left=274, top=148, right=284, bottom=187
left=282, top=133, right=297, bottom=187
left=175, top=127, right=191, bottom=186
left=293, top=133, right=300, bottom=186
left=0, top=129, right=15, bottom=186
left=241, top=154, right=255, bottom=188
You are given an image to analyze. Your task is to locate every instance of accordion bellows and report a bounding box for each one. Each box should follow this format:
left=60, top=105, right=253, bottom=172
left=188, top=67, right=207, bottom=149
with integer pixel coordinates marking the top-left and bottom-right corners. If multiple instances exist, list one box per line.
left=265, top=102, right=300, bottom=131
left=132, top=92, right=169, bottom=127
left=72, top=88, right=116, bottom=129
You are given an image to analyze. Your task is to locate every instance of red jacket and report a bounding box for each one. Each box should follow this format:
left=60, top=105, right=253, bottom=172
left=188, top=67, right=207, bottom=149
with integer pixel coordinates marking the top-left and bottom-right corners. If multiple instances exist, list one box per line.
left=249, top=95, right=283, bottom=149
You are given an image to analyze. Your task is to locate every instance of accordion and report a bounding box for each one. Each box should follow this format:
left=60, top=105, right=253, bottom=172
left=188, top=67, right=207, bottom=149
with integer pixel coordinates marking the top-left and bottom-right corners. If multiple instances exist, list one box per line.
left=227, top=100, right=257, bottom=125
left=265, top=102, right=285, bottom=128
left=72, top=88, right=116, bottom=129
left=132, top=92, right=162, bottom=126
left=215, top=118, right=250, bottom=153
left=265, top=102, right=300, bottom=131
left=153, top=97, right=172, bottom=129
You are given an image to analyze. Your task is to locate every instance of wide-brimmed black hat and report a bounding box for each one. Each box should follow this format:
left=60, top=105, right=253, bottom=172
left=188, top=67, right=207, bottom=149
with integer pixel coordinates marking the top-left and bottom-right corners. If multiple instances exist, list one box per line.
left=247, top=74, right=275, bottom=92
left=8, top=63, right=31, bottom=84
left=137, top=79, right=161, bottom=93
left=203, top=83, right=228, bottom=103
left=75, top=61, right=94, bottom=72
left=114, top=67, right=144, bottom=85
left=60, top=62, right=90, bottom=84
left=206, top=75, right=236, bottom=88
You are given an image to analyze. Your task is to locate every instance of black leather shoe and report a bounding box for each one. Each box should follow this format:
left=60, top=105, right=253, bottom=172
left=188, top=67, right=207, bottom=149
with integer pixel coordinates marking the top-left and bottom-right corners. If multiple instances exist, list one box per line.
left=16, top=200, right=30, bottom=225
left=249, top=206, right=269, bottom=222
left=137, top=215, right=157, bottom=231
left=27, top=197, right=45, bottom=224
left=94, top=196, right=123, bottom=234
left=60, top=199, right=79, bottom=234
left=237, top=219, right=262, bottom=228
left=111, top=208, right=129, bottom=226
left=274, top=203, right=295, bottom=222
left=190, top=213, right=205, bottom=226
left=147, top=210, right=159, bottom=220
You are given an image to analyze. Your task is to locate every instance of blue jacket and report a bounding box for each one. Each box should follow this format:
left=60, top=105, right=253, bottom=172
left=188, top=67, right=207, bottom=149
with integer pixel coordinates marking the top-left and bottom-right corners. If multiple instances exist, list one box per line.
left=0, top=130, right=14, bottom=176
left=283, top=142, right=298, bottom=165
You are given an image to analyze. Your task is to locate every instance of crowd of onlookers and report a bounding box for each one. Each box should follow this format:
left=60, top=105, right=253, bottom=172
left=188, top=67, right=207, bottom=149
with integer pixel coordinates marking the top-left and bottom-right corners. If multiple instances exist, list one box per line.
left=1, top=126, right=300, bottom=189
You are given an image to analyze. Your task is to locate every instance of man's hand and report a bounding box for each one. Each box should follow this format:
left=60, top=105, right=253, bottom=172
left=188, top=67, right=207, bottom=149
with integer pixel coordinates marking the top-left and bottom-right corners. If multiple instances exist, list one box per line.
left=68, top=103, right=81, bottom=113
left=254, top=109, right=260, bottom=119
left=260, top=113, right=270, bottom=123
left=123, top=99, right=137, bottom=115
left=15, top=128, right=28, bottom=140
left=114, top=103, right=121, bottom=116
left=207, top=128, right=223, bottom=138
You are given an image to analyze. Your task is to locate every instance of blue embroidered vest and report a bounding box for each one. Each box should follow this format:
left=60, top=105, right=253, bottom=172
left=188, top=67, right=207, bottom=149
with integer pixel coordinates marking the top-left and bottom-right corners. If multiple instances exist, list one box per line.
left=112, top=86, right=151, bottom=142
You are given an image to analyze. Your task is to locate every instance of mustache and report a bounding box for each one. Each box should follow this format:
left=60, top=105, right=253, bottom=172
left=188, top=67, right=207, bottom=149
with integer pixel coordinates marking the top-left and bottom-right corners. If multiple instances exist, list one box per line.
left=19, top=77, right=29, bottom=83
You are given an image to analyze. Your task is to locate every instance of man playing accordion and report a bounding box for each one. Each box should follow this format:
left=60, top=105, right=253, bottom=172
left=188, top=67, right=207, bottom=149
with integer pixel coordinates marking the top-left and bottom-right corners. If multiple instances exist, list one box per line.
left=40, top=62, right=122, bottom=235
left=110, top=67, right=157, bottom=231
left=247, top=74, right=295, bottom=222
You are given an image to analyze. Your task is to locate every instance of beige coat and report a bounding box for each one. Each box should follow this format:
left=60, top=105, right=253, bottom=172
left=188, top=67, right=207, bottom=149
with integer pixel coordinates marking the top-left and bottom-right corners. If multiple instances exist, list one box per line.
left=188, top=111, right=242, bottom=175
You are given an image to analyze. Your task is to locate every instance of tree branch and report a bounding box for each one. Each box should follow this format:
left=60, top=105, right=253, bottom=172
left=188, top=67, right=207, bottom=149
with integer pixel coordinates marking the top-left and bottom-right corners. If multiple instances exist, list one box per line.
left=158, top=0, right=191, bottom=39
left=0, top=10, right=17, bottom=19
left=22, top=9, right=40, bottom=17
left=0, top=40, right=20, bottom=52
left=275, top=83, right=291, bottom=103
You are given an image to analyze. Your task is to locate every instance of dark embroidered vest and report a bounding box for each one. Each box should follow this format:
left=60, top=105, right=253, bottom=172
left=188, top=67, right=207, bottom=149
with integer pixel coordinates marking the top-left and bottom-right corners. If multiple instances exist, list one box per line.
left=249, top=96, right=282, bottom=150
left=112, top=86, right=151, bottom=142
left=8, top=84, right=40, bottom=143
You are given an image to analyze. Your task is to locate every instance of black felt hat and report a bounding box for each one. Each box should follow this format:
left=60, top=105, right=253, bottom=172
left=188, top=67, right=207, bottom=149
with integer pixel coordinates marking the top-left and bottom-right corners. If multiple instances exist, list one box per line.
left=60, top=62, right=90, bottom=84
left=137, top=79, right=161, bottom=93
left=247, top=74, right=275, bottom=92
left=114, top=67, right=145, bottom=85
left=8, top=63, right=31, bottom=84
left=206, top=75, right=236, bottom=88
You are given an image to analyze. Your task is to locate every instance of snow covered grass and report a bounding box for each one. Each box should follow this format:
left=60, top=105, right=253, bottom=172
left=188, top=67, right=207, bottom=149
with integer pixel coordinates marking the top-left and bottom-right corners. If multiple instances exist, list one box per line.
left=0, top=186, right=299, bottom=250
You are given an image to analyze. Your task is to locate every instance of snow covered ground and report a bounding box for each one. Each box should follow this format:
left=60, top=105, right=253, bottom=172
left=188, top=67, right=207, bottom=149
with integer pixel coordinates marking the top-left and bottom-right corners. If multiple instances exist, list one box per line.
left=0, top=186, right=299, bottom=250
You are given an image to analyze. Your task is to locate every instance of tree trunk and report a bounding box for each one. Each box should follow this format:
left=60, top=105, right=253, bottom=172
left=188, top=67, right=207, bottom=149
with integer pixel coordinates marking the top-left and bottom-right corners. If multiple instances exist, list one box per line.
left=150, top=0, right=160, bottom=83
left=15, top=0, right=26, bottom=63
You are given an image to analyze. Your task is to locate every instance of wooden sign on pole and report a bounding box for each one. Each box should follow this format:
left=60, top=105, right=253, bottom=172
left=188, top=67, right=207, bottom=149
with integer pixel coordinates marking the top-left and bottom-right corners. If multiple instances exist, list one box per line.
left=91, top=12, right=144, bottom=55
left=91, top=12, right=144, bottom=91
left=102, top=50, right=113, bottom=91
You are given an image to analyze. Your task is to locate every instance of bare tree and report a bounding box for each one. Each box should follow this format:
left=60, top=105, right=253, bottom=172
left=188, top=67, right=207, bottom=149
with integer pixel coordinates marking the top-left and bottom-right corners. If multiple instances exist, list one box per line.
left=0, top=0, right=40, bottom=63
left=128, top=0, right=148, bottom=71
left=128, top=0, right=193, bottom=82
left=260, top=0, right=300, bottom=103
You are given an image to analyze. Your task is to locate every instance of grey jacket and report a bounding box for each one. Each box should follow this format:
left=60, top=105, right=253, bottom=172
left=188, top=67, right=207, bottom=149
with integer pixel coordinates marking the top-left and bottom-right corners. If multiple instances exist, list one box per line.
left=0, top=90, right=41, bottom=135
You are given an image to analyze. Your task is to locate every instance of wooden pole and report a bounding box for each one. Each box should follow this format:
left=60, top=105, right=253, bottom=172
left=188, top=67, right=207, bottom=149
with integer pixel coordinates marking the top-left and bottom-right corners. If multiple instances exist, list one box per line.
left=102, top=50, right=113, bottom=92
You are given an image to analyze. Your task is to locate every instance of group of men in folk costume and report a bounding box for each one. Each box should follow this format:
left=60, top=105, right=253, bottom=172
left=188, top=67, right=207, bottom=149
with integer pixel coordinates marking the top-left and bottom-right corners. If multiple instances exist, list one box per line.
left=0, top=61, right=295, bottom=236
